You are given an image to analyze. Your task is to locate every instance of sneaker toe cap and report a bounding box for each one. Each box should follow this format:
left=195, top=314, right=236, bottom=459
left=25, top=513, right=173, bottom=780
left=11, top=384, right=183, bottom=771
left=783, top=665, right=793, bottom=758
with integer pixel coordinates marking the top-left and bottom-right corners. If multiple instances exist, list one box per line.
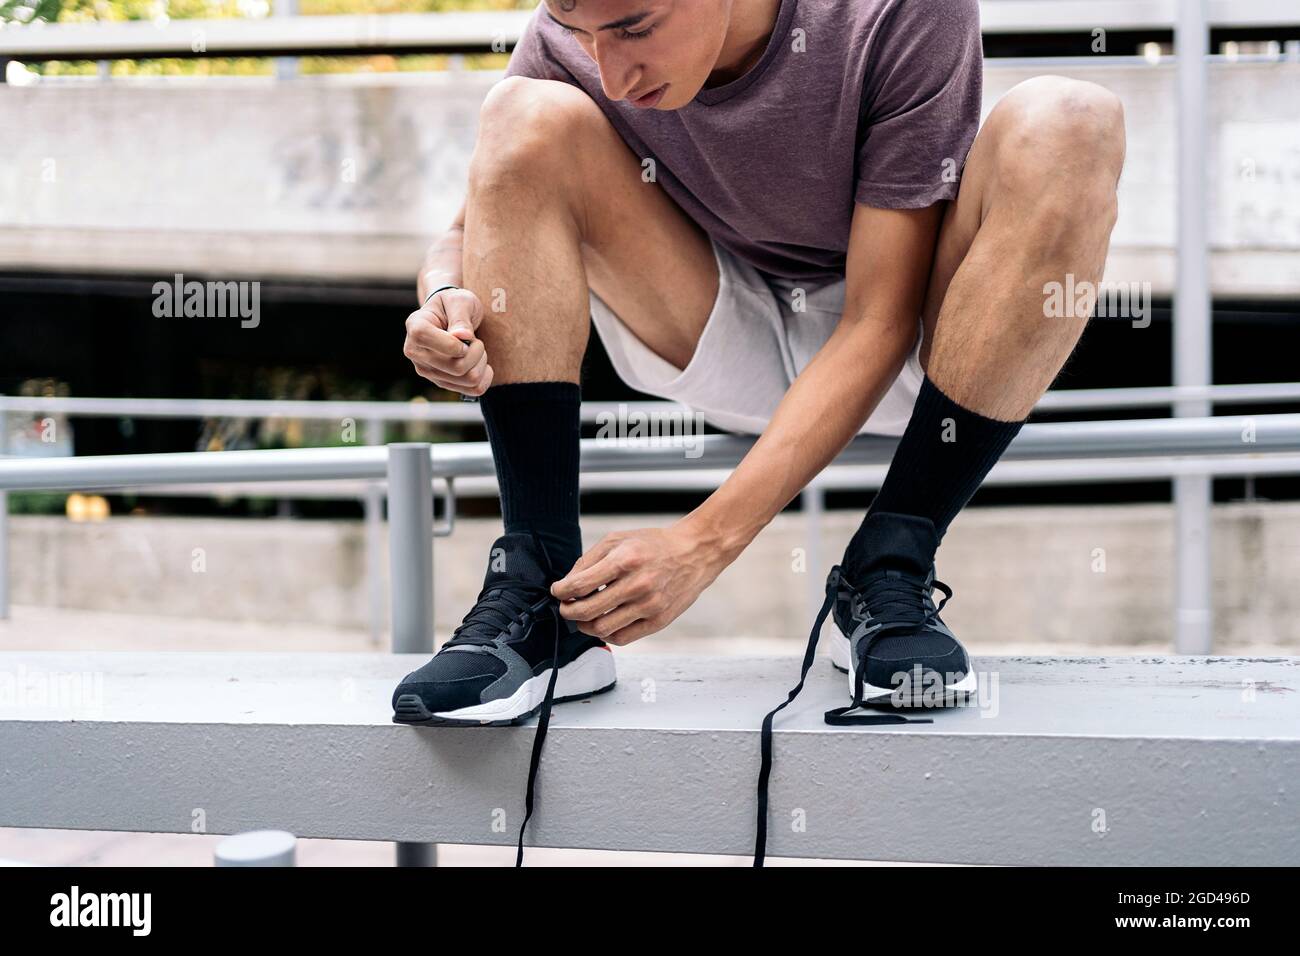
left=392, top=653, right=507, bottom=712
left=863, top=636, right=969, bottom=688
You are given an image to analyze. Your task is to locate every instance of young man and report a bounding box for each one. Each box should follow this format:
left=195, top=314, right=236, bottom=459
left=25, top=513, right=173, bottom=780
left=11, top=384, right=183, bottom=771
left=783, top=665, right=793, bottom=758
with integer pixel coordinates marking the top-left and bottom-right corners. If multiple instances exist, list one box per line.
left=392, top=0, right=1124, bottom=861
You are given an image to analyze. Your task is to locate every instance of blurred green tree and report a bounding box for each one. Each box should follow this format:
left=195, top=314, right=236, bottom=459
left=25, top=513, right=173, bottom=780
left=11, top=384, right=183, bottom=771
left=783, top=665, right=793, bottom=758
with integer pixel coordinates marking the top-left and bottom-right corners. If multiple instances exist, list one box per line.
left=1, top=0, right=534, bottom=76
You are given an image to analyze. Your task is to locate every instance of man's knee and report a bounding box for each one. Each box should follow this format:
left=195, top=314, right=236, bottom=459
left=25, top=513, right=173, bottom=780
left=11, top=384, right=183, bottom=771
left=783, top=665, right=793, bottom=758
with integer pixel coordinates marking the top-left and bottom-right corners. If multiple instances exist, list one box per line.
left=984, top=76, right=1125, bottom=240
left=988, top=78, right=1124, bottom=194
left=471, top=76, right=608, bottom=190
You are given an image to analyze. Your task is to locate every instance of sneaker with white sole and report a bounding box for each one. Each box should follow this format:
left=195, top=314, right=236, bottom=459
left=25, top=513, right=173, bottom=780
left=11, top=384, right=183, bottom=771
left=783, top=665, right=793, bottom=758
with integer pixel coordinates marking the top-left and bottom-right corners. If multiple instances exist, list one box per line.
left=391, top=530, right=617, bottom=866
left=391, top=531, right=616, bottom=727
left=827, top=512, right=976, bottom=709
left=829, top=564, right=976, bottom=711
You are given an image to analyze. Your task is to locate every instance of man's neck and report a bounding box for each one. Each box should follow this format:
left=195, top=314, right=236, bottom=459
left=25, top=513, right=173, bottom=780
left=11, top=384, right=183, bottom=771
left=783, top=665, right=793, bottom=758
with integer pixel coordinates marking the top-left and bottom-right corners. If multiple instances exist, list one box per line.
left=705, top=0, right=782, bottom=88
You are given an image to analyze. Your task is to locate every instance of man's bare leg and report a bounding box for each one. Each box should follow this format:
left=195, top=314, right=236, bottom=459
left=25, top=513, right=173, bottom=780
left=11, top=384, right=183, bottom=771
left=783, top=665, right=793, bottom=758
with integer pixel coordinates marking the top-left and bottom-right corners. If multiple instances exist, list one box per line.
left=462, top=76, right=719, bottom=384
left=920, top=75, right=1127, bottom=420
left=835, top=76, right=1125, bottom=697
left=453, top=75, right=721, bottom=582
left=391, top=78, right=723, bottom=741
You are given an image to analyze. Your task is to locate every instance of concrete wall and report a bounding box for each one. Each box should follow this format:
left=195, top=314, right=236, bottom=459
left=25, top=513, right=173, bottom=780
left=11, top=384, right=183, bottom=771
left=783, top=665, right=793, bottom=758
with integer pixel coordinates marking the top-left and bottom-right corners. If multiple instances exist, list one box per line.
left=7, top=502, right=1300, bottom=650
left=2, top=63, right=1298, bottom=294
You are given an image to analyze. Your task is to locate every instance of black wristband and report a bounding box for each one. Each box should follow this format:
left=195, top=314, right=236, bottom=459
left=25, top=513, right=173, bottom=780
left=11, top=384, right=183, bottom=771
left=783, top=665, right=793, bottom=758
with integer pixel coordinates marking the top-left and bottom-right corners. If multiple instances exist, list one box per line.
left=421, top=284, right=460, bottom=308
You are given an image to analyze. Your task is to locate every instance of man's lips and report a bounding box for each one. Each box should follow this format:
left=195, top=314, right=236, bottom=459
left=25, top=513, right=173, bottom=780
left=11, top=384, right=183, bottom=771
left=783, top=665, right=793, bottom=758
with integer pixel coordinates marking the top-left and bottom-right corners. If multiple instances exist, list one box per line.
left=629, top=84, right=667, bottom=108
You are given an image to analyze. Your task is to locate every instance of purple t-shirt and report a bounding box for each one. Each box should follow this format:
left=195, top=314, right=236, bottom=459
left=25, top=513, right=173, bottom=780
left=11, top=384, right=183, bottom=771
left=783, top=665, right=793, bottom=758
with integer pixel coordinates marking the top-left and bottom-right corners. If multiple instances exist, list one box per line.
left=503, top=0, right=983, bottom=281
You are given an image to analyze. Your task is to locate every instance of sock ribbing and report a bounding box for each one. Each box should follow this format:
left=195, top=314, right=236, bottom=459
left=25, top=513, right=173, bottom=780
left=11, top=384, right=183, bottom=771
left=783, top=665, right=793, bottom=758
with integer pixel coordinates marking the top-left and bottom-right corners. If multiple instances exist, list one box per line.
left=479, top=381, right=582, bottom=573
left=844, top=375, right=1024, bottom=578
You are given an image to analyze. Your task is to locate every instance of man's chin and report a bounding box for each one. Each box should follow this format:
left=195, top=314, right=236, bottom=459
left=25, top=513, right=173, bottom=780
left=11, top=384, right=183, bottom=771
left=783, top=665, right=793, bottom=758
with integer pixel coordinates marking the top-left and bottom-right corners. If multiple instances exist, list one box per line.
left=656, top=87, right=694, bottom=111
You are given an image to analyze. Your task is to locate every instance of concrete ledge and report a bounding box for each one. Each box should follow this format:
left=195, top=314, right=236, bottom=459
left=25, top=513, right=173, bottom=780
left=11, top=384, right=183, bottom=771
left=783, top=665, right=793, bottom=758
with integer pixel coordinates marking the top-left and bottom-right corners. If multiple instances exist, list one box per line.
left=1, top=652, right=1296, bottom=864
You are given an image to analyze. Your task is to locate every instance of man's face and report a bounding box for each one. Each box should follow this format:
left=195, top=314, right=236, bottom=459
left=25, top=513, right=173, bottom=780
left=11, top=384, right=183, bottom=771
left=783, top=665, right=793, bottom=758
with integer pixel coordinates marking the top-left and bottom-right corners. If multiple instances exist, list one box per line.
left=543, top=0, right=731, bottom=110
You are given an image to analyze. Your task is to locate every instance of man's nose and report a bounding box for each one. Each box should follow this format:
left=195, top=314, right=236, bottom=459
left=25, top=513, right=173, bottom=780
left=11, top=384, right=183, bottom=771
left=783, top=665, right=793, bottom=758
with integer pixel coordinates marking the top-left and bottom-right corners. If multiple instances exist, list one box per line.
left=594, top=41, right=640, bottom=101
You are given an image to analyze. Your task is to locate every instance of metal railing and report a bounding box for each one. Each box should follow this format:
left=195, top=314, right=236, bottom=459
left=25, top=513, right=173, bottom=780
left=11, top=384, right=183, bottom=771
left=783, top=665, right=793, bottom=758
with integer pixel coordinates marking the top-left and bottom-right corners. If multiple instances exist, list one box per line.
left=6, top=383, right=1300, bottom=634
left=4, top=412, right=1300, bottom=656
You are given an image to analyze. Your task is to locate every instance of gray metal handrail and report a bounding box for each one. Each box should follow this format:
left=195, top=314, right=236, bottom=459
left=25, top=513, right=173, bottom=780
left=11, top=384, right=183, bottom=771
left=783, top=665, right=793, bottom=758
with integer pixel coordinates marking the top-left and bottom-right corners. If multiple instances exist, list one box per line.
left=0, top=395, right=678, bottom=424
left=4, top=412, right=1300, bottom=657
left=4, top=383, right=1300, bottom=424
left=3, top=413, right=1298, bottom=491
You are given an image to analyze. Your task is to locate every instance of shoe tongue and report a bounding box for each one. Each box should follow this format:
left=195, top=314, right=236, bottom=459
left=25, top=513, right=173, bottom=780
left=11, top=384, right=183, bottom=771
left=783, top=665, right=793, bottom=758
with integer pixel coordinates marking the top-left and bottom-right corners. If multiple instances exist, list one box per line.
left=482, top=532, right=554, bottom=590
left=845, top=512, right=939, bottom=582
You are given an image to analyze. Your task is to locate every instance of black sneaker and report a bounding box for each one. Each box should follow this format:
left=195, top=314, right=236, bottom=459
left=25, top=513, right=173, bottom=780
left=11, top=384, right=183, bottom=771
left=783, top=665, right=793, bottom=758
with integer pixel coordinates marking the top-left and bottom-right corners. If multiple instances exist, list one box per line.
left=391, top=531, right=616, bottom=726
left=829, top=566, right=975, bottom=709
left=827, top=512, right=975, bottom=708
left=392, top=530, right=616, bottom=866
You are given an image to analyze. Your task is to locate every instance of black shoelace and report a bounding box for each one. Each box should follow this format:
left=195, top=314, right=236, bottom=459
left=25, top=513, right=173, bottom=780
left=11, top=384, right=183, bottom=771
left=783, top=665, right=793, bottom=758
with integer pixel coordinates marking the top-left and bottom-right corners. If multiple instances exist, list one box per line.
left=514, top=530, right=563, bottom=868
left=514, top=595, right=561, bottom=866
left=447, top=582, right=553, bottom=647
left=753, top=566, right=938, bottom=867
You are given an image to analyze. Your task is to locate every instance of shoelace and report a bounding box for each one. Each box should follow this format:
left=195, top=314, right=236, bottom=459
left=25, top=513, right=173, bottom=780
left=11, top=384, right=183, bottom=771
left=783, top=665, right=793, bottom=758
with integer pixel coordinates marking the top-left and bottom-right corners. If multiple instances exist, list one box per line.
left=513, top=529, right=562, bottom=868
left=515, top=594, right=561, bottom=867
left=752, top=566, right=936, bottom=867
left=445, top=582, right=552, bottom=647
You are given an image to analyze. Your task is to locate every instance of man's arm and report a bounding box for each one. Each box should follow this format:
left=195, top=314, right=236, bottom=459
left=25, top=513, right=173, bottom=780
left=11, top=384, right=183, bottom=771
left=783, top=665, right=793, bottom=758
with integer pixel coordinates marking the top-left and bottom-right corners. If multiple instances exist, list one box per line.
left=682, top=202, right=943, bottom=558
left=404, top=199, right=495, bottom=395
left=552, top=201, right=945, bottom=642
left=416, top=200, right=467, bottom=304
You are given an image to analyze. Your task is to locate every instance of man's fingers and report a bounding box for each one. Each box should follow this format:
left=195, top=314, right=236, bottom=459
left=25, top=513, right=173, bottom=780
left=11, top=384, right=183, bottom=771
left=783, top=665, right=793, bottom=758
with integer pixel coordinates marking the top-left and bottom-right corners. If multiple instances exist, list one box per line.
left=594, top=614, right=662, bottom=646
left=405, top=310, right=474, bottom=362
left=443, top=290, right=484, bottom=340
left=557, top=577, right=635, bottom=622
left=407, top=334, right=486, bottom=378
left=432, top=344, right=489, bottom=384
left=414, top=362, right=494, bottom=397
left=552, top=541, right=621, bottom=599
left=577, top=600, right=655, bottom=642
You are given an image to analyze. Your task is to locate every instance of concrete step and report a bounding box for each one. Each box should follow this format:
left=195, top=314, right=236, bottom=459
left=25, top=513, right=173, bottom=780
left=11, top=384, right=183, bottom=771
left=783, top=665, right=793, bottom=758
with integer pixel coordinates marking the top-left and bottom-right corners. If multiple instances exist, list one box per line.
left=1, top=651, right=1296, bottom=864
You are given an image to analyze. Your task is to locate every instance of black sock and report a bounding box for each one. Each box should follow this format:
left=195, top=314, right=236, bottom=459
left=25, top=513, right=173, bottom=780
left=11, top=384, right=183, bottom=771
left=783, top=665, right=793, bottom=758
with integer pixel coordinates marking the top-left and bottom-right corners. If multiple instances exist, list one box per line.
left=479, top=381, right=582, bottom=576
left=845, top=375, right=1024, bottom=576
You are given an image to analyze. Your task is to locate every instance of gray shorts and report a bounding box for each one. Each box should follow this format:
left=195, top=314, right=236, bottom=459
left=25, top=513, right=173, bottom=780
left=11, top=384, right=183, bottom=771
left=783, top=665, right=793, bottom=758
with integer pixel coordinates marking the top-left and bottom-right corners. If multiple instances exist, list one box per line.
left=588, top=239, right=925, bottom=437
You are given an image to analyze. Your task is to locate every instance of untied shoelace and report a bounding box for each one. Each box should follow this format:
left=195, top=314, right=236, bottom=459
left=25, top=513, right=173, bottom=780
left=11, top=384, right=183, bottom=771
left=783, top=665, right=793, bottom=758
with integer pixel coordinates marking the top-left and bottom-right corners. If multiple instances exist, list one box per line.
left=752, top=565, right=944, bottom=866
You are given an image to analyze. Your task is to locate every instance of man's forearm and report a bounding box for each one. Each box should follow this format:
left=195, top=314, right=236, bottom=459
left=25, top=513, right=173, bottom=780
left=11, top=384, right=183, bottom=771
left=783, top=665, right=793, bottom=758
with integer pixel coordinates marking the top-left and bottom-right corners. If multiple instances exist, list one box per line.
left=681, top=312, right=916, bottom=561
left=416, top=210, right=467, bottom=304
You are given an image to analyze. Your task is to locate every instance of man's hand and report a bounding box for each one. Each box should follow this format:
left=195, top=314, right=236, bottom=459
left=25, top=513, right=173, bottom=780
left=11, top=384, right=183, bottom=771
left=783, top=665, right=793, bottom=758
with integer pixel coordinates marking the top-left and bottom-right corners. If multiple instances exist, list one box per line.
left=403, top=288, right=493, bottom=396
left=550, top=521, right=728, bottom=646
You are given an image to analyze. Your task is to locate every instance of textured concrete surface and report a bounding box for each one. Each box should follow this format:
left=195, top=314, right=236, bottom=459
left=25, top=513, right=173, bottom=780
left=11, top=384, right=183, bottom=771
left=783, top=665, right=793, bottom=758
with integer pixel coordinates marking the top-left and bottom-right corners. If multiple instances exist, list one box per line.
left=1, top=651, right=1296, bottom=864
left=9, top=502, right=1300, bottom=649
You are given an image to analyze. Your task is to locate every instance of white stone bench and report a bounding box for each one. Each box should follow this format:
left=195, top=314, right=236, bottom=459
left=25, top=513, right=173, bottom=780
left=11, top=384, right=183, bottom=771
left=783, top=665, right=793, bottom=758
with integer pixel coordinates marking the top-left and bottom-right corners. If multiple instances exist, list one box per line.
left=1, top=651, right=1296, bottom=864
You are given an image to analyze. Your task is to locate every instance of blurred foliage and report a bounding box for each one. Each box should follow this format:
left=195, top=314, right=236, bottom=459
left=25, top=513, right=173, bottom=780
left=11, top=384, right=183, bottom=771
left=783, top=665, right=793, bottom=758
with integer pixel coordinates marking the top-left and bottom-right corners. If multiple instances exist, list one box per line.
left=1, top=0, right=531, bottom=75
left=1, top=0, right=535, bottom=22
left=8, top=491, right=69, bottom=515
left=189, top=365, right=460, bottom=452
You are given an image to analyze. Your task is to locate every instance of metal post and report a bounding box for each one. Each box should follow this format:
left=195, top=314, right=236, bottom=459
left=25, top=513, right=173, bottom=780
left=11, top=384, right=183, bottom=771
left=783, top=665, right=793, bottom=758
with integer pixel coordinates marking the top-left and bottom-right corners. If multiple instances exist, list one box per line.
left=214, top=830, right=297, bottom=867
left=364, top=418, right=385, bottom=647
left=1173, top=0, right=1213, bottom=655
left=387, top=443, right=434, bottom=654
left=274, top=0, right=299, bottom=81
left=386, top=442, right=437, bottom=867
